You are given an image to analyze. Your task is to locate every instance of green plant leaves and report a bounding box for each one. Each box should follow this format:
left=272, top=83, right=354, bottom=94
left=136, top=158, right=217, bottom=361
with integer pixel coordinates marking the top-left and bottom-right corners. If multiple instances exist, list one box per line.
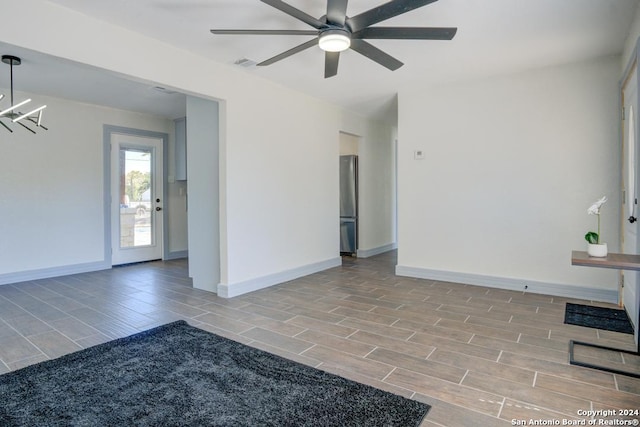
left=585, top=231, right=599, bottom=244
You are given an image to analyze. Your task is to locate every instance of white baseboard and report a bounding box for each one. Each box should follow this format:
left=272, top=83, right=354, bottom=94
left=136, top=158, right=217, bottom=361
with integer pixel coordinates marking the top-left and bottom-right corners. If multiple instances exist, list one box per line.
left=218, top=257, right=342, bottom=298
left=395, top=265, right=618, bottom=304
left=0, top=261, right=111, bottom=286
left=357, top=243, right=397, bottom=258
left=166, top=250, right=188, bottom=260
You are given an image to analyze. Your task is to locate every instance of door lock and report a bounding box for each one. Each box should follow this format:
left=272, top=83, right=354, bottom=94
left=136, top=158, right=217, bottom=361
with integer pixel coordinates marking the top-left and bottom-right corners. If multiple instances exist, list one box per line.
left=156, top=207, right=162, bottom=211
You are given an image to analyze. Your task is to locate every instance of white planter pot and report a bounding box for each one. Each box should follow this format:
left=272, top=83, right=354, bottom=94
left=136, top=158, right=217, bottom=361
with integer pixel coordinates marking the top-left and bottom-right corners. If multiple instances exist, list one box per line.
left=587, top=243, right=607, bottom=257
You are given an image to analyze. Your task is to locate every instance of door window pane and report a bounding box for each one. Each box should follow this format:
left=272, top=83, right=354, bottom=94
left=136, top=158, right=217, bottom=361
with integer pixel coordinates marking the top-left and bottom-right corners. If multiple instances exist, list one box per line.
left=119, top=147, right=153, bottom=248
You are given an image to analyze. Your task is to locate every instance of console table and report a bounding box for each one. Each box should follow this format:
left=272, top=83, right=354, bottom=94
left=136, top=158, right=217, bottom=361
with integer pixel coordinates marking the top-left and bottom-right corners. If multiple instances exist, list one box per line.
left=570, top=251, right=639, bottom=378
left=572, top=250, right=640, bottom=272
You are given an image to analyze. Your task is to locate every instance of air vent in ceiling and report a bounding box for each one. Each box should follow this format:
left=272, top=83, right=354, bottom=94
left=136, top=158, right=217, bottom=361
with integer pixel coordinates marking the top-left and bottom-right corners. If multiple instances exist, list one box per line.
left=152, top=86, right=177, bottom=95
left=234, top=58, right=257, bottom=68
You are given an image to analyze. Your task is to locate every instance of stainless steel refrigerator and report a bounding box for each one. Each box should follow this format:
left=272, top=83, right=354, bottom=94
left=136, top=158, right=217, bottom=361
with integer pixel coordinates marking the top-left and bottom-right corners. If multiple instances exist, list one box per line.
left=340, top=155, right=358, bottom=256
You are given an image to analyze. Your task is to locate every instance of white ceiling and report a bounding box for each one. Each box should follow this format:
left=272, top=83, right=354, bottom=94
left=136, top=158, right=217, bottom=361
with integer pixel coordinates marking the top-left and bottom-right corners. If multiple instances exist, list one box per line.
left=0, top=41, right=188, bottom=119
left=1, top=0, right=639, bottom=120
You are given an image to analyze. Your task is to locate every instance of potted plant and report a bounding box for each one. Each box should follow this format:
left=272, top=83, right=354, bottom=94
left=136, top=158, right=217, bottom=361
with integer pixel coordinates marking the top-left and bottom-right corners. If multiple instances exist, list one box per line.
left=585, top=196, right=608, bottom=257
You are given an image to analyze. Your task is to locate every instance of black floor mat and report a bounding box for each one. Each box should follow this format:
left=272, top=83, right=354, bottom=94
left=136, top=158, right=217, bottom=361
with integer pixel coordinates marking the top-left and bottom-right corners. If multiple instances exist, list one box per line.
left=564, top=303, right=634, bottom=334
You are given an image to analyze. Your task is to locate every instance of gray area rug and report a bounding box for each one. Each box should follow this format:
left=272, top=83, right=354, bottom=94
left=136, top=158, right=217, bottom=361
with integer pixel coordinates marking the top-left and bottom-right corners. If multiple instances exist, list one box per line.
left=0, top=320, right=430, bottom=426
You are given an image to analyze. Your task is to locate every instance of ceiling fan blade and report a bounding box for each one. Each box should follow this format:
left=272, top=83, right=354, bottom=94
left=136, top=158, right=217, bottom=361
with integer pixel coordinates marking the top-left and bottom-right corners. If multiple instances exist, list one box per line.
left=211, top=29, right=318, bottom=36
left=261, top=0, right=325, bottom=29
left=347, top=0, right=439, bottom=33
left=354, top=27, right=457, bottom=40
left=326, top=0, right=348, bottom=26
left=324, top=51, right=340, bottom=78
left=350, top=39, right=403, bottom=71
left=257, top=38, right=319, bottom=66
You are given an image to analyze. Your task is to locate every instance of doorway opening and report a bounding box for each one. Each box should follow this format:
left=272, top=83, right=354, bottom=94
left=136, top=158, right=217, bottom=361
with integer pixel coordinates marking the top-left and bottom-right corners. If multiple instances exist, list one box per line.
left=339, top=132, right=361, bottom=257
left=621, top=59, right=640, bottom=339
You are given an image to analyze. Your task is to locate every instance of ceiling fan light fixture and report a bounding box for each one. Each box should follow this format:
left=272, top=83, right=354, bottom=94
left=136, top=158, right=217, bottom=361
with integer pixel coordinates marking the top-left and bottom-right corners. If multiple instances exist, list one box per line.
left=13, top=105, right=46, bottom=123
left=319, top=29, right=351, bottom=52
left=210, top=0, right=458, bottom=78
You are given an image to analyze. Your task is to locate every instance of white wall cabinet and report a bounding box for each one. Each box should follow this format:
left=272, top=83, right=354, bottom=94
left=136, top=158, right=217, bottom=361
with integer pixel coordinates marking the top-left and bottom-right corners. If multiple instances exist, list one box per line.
left=174, top=117, right=187, bottom=181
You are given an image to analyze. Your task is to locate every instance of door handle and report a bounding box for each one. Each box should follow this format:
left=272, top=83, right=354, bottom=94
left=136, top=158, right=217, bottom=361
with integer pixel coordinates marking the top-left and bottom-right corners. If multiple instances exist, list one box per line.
left=155, top=207, right=162, bottom=211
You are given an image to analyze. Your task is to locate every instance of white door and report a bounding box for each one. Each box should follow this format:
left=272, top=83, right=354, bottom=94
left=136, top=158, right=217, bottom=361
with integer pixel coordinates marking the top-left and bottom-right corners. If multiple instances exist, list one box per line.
left=111, top=133, right=164, bottom=265
left=621, top=64, right=639, bottom=337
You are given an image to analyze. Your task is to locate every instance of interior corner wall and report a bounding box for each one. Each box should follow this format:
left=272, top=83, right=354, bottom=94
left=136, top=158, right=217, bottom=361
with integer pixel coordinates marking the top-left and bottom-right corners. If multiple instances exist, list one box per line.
left=186, top=96, right=220, bottom=293
left=0, top=89, right=176, bottom=284
left=397, top=56, right=621, bottom=302
left=622, top=5, right=640, bottom=72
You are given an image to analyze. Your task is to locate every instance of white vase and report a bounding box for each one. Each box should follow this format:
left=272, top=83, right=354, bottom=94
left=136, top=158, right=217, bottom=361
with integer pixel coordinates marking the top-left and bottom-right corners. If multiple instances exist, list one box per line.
left=587, top=243, right=607, bottom=257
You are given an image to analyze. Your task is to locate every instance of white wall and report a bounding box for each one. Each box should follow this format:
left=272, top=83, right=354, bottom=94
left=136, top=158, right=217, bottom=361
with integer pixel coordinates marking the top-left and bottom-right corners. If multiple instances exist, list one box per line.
left=397, top=57, right=621, bottom=302
left=358, top=121, right=396, bottom=256
left=0, top=89, right=182, bottom=283
left=219, top=85, right=343, bottom=296
left=622, top=5, right=640, bottom=73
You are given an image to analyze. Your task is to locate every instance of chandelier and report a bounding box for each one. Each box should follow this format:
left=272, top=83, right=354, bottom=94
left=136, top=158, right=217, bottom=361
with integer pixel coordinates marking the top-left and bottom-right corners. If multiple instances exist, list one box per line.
left=0, top=55, right=47, bottom=134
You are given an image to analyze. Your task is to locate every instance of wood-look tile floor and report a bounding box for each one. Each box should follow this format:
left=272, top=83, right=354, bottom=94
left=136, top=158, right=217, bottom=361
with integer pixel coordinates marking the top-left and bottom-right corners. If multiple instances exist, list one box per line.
left=1, top=252, right=639, bottom=426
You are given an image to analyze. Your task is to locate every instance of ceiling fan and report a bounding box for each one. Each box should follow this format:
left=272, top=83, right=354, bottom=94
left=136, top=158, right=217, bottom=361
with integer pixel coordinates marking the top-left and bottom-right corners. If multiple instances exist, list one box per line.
left=210, top=0, right=457, bottom=78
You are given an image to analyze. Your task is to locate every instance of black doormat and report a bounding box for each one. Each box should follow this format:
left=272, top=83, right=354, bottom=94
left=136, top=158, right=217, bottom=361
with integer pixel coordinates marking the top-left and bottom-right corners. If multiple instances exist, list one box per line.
left=564, top=303, right=634, bottom=334
left=0, top=320, right=430, bottom=426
